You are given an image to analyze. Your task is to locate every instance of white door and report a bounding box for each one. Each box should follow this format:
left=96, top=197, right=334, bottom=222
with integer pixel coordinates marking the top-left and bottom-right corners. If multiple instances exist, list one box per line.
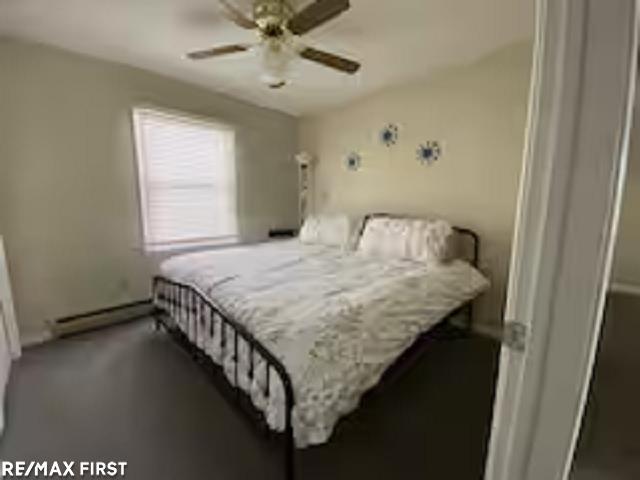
left=0, top=236, right=21, bottom=434
left=485, top=0, right=637, bottom=479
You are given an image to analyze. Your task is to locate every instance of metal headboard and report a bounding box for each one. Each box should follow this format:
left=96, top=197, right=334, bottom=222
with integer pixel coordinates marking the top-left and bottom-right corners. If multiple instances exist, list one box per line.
left=358, top=213, right=480, bottom=268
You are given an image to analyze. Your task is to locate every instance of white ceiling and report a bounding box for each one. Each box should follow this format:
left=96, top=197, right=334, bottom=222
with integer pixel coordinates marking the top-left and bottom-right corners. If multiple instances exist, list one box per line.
left=0, top=0, right=534, bottom=116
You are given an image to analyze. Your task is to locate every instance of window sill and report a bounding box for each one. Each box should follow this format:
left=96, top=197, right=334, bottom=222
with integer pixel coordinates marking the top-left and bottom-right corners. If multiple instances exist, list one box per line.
left=140, top=237, right=241, bottom=255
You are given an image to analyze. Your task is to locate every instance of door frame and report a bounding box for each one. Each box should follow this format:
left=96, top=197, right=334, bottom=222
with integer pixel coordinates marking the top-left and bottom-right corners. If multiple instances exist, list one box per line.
left=485, top=0, right=637, bottom=479
left=0, top=236, right=21, bottom=434
left=0, top=237, right=20, bottom=359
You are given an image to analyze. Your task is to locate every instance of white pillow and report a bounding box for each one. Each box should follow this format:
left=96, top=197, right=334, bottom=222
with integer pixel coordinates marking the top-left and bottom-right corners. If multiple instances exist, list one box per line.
left=358, top=217, right=453, bottom=264
left=299, top=214, right=361, bottom=248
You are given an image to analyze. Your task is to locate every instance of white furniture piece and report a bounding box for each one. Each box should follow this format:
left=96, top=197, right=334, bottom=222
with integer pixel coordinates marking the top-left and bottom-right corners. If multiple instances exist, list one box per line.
left=294, top=152, right=314, bottom=225
left=0, top=236, right=21, bottom=434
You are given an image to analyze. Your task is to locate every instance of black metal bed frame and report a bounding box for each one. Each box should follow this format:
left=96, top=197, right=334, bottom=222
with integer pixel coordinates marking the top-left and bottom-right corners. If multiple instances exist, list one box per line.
left=151, top=214, right=481, bottom=480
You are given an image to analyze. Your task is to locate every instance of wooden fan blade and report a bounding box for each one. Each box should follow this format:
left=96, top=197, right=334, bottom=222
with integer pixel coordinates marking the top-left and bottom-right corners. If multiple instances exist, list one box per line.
left=187, top=44, right=251, bottom=60
left=217, top=0, right=257, bottom=29
left=288, top=0, right=350, bottom=36
left=299, top=47, right=360, bottom=74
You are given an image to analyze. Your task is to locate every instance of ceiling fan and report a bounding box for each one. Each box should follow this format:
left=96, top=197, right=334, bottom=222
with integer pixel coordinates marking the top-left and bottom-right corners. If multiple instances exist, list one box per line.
left=186, top=0, right=361, bottom=89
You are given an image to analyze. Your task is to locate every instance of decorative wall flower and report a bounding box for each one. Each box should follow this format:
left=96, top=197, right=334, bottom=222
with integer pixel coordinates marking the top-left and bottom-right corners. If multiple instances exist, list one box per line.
left=345, top=151, right=362, bottom=171
left=379, top=124, right=399, bottom=147
left=416, top=141, right=441, bottom=165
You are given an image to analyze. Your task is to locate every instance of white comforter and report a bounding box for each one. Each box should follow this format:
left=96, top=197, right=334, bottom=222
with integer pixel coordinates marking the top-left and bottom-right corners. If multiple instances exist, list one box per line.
left=157, top=240, right=489, bottom=448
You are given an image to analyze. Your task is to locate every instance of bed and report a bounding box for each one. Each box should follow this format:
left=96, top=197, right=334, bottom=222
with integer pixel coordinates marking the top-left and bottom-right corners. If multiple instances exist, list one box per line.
left=151, top=213, right=489, bottom=479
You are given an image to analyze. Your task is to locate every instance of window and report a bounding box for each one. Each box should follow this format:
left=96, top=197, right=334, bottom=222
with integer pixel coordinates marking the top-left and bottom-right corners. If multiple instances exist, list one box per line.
left=132, top=108, right=238, bottom=252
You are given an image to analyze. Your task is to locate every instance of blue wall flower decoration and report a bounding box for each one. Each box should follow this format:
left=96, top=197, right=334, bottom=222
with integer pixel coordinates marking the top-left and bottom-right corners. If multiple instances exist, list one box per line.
left=345, top=151, right=362, bottom=171
left=379, top=124, right=399, bottom=147
left=416, top=141, right=441, bottom=165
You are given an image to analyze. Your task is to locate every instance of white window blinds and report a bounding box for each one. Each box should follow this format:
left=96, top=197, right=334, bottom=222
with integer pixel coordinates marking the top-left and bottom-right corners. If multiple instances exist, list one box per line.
left=132, top=108, right=238, bottom=251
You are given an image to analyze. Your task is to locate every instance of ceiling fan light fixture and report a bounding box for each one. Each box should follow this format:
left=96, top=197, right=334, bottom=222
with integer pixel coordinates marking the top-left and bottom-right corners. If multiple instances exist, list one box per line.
left=258, top=38, right=295, bottom=88
left=260, top=70, right=287, bottom=88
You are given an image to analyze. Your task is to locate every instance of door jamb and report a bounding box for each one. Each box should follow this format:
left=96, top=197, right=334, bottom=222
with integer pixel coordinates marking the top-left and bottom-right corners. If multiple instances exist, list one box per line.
left=484, top=0, right=638, bottom=479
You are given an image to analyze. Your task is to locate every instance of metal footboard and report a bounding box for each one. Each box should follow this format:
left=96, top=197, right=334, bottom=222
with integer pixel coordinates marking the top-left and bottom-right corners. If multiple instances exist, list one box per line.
left=151, top=276, right=296, bottom=480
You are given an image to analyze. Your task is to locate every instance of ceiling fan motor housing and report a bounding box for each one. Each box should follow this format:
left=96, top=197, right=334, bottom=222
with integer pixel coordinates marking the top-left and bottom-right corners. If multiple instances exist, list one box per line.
left=253, top=0, right=293, bottom=30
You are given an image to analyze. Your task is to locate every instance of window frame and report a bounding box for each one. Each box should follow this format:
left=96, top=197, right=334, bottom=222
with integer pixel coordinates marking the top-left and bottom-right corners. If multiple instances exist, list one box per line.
left=131, top=106, right=239, bottom=253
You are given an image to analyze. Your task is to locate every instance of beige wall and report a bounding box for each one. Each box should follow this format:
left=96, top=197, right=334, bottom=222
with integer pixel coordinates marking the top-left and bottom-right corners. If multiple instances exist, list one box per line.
left=0, top=38, right=299, bottom=342
left=0, top=37, right=533, bottom=339
left=299, top=42, right=533, bottom=325
left=612, top=119, right=640, bottom=286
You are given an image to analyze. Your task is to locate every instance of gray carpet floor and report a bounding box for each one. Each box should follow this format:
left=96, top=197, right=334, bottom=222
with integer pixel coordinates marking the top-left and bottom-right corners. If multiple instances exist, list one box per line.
left=0, top=320, right=499, bottom=479
left=571, top=293, right=640, bottom=480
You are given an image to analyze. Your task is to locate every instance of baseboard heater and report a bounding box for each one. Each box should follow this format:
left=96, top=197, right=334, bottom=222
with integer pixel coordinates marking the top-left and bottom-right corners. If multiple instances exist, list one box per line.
left=51, top=299, right=153, bottom=338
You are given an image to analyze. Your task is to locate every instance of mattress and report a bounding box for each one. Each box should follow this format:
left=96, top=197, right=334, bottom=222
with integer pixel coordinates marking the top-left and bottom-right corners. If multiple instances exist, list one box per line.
left=156, top=239, right=489, bottom=448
